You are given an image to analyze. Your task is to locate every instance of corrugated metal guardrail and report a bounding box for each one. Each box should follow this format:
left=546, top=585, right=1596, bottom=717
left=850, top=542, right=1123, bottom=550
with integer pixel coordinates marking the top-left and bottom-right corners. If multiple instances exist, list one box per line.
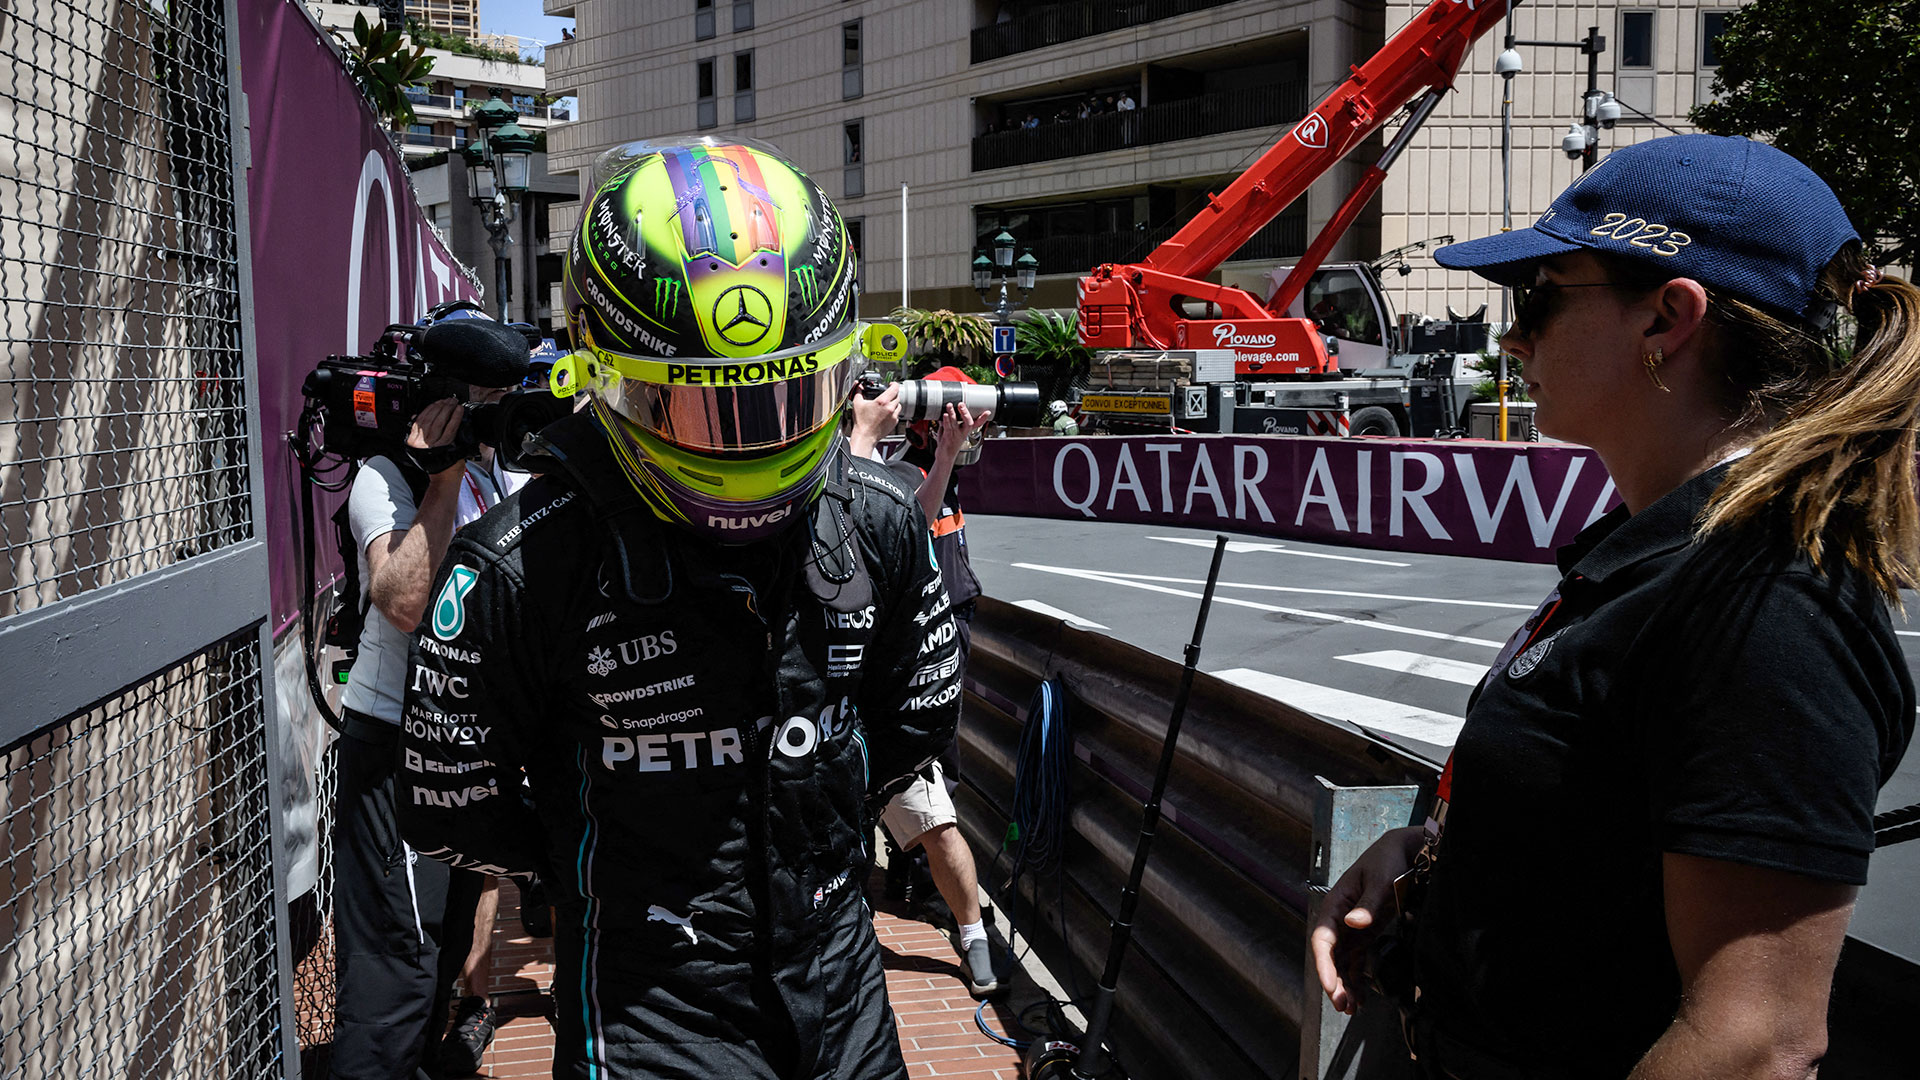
left=956, top=598, right=1918, bottom=1080
left=955, top=597, right=1437, bottom=1079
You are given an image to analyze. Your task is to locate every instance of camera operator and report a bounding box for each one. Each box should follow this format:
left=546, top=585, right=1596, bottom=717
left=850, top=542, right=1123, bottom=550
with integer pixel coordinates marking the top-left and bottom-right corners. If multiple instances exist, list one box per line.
left=848, top=368, right=1002, bottom=997
left=331, top=304, right=527, bottom=1080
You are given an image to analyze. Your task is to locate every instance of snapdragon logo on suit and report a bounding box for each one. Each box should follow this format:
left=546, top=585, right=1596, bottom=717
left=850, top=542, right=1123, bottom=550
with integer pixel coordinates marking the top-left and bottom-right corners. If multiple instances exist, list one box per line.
left=432, top=565, right=479, bottom=641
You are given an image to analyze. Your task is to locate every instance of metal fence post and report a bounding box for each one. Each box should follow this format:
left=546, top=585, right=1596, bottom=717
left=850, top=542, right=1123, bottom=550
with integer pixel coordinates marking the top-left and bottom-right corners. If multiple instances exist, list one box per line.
left=1300, top=776, right=1419, bottom=1080
left=221, top=0, right=303, bottom=1073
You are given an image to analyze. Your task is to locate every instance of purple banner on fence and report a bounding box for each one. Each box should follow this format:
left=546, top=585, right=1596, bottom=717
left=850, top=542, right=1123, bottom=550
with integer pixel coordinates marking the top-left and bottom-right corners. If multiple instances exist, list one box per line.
left=240, top=0, right=482, bottom=632
left=964, top=436, right=1620, bottom=564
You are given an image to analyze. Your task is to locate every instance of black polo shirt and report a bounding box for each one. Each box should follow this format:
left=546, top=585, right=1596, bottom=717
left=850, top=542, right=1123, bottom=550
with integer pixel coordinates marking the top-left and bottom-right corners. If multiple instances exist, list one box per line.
left=1412, top=463, right=1914, bottom=1079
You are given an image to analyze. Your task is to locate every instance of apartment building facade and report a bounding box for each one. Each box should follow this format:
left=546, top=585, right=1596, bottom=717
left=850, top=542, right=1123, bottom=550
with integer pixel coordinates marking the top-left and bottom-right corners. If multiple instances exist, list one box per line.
left=304, top=2, right=579, bottom=330
left=408, top=0, right=479, bottom=37
left=542, top=1, right=1728, bottom=326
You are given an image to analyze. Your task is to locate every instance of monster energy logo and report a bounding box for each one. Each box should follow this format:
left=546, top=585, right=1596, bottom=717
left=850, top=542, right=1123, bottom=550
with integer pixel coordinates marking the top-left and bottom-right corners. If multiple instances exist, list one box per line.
left=792, top=266, right=820, bottom=309
left=654, top=278, right=684, bottom=319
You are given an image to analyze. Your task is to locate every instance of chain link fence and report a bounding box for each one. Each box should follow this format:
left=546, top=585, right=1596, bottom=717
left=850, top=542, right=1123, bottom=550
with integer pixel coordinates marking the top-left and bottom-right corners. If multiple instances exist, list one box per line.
left=0, top=0, right=286, bottom=1077
left=0, top=638, right=279, bottom=1079
left=1, top=0, right=251, bottom=619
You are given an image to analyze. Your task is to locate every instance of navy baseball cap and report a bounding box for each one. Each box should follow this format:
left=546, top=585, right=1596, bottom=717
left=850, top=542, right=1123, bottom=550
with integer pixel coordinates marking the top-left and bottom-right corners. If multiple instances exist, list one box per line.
left=1435, top=135, right=1858, bottom=323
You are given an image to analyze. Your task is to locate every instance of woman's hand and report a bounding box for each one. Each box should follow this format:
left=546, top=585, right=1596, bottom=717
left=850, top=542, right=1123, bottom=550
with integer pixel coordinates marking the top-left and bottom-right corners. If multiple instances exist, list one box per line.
left=1309, top=825, right=1425, bottom=1015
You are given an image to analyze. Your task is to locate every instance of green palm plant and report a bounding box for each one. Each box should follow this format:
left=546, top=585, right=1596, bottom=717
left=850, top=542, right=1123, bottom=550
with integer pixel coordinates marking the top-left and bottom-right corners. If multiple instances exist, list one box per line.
left=346, top=14, right=436, bottom=128
left=1015, top=309, right=1090, bottom=368
left=1015, top=309, right=1091, bottom=400
left=890, top=307, right=991, bottom=368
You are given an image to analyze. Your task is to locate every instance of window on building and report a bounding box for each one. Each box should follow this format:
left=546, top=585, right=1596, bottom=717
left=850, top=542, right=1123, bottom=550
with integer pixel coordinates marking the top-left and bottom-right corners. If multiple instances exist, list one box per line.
left=697, top=57, right=718, bottom=129
left=843, top=120, right=864, bottom=199
left=1619, top=11, right=1654, bottom=68
left=1696, top=10, right=1732, bottom=107
left=847, top=217, right=864, bottom=284
left=695, top=0, right=715, bottom=41
left=1616, top=10, right=1657, bottom=119
left=842, top=20, right=863, bottom=100
left=1700, top=10, right=1729, bottom=67
left=734, top=50, right=756, bottom=122
left=733, top=0, right=753, bottom=33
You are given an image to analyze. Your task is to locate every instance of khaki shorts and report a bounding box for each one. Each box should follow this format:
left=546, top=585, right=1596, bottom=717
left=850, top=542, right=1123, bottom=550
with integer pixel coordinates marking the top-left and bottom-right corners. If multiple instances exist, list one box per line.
left=880, top=760, right=956, bottom=849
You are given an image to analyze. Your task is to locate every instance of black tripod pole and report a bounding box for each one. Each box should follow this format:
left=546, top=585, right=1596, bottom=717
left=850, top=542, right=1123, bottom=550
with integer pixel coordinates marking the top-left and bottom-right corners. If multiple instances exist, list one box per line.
left=1073, top=534, right=1229, bottom=1078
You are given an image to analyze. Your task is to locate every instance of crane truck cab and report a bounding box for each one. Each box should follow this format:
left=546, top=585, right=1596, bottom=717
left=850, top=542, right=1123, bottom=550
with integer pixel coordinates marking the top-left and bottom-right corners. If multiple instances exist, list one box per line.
left=1268, top=262, right=1397, bottom=372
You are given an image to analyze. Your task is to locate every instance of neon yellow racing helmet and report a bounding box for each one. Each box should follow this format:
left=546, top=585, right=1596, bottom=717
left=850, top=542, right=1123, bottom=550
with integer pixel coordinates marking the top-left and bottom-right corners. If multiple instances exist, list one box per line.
left=552, top=138, right=902, bottom=542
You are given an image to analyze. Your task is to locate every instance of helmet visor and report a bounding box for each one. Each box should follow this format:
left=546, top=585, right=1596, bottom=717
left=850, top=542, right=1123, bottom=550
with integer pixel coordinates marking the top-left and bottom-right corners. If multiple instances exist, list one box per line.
left=588, top=325, right=860, bottom=454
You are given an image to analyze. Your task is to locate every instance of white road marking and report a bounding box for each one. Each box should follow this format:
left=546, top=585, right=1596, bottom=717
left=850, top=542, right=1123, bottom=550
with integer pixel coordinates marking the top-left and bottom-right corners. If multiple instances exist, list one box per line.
left=1899, top=630, right=1920, bottom=638
left=1337, top=650, right=1489, bottom=686
left=1147, top=535, right=1411, bottom=567
left=1011, top=563, right=1505, bottom=648
left=1214, top=668, right=1465, bottom=746
left=1011, top=599, right=1109, bottom=630
left=1066, top=570, right=1535, bottom=611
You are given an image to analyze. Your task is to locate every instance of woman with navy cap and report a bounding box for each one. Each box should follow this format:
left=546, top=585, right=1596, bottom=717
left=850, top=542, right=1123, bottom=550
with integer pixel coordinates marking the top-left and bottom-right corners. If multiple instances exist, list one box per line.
left=1311, top=134, right=1917, bottom=1078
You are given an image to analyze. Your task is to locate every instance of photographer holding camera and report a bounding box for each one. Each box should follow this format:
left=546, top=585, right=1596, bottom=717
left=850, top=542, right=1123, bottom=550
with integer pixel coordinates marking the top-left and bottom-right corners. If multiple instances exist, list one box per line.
left=848, top=367, right=1002, bottom=996
left=331, top=302, right=529, bottom=1080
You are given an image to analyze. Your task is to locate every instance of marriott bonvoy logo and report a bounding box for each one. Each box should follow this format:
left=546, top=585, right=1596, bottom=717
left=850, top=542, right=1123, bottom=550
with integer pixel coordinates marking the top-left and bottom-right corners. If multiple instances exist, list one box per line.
left=1213, top=323, right=1278, bottom=348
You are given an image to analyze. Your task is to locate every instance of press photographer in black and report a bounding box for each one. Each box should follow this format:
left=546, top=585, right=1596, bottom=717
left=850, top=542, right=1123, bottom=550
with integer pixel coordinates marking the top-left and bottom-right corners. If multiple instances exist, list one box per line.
left=328, top=303, right=533, bottom=1080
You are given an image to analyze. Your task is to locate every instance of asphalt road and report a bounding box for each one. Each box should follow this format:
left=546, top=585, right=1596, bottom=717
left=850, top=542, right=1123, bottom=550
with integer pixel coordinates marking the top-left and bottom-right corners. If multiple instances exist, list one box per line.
left=964, top=513, right=1920, bottom=963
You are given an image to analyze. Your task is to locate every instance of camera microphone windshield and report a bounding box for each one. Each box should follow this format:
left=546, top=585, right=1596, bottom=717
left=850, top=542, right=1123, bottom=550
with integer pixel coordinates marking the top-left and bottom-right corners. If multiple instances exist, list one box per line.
left=418, top=319, right=534, bottom=389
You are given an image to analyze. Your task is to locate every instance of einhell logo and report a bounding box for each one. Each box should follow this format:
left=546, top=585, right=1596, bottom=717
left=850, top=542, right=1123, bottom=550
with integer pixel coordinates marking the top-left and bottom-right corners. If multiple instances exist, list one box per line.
left=1292, top=113, right=1329, bottom=150
left=1213, top=323, right=1279, bottom=348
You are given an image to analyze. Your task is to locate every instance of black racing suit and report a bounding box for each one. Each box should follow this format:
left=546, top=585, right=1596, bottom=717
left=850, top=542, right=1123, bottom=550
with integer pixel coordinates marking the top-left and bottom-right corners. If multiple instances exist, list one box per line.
left=397, top=412, right=961, bottom=1079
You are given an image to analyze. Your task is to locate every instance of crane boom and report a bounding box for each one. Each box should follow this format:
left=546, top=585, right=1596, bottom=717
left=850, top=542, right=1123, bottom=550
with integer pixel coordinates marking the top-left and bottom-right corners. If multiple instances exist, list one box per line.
left=1079, top=0, right=1508, bottom=373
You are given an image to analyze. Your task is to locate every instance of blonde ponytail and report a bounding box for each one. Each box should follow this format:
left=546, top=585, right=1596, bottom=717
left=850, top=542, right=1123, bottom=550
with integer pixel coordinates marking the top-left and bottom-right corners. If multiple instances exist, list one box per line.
left=1699, top=245, right=1920, bottom=601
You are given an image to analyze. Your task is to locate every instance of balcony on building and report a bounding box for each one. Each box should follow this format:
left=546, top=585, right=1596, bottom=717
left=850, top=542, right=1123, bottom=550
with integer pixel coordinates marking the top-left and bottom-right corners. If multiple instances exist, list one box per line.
left=971, top=0, right=1248, bottom=65
left=976, top=187, right=1309, bottom=284
left=972, top=45, right=1305, bottom=172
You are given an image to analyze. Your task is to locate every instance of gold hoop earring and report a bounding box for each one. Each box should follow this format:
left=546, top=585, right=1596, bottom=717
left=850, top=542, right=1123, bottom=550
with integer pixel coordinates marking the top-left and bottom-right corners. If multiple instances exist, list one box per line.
left=1644, top=347, right=1670, bottom=393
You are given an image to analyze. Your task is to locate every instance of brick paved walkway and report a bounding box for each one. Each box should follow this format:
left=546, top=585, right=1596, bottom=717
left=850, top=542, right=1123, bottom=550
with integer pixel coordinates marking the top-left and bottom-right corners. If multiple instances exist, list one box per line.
left=467, top=879, right=1032, bottom=1079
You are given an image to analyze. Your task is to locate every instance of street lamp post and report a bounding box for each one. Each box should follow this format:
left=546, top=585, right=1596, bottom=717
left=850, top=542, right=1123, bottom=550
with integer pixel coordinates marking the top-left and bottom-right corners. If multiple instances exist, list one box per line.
left=974, top=231, right=1038, bottom=375
left=1509, top=26, right=1615, bottom=173
left=460, top=93, right=534, bottom=321
left=1491, top=23, right=1619, bottom=441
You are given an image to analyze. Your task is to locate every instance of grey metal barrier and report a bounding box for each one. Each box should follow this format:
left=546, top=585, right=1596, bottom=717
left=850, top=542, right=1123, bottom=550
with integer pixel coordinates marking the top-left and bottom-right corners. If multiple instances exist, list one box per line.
left=956, top=598, right=1438, bottom=1079
left=0, top=1, right=292, bottom=1078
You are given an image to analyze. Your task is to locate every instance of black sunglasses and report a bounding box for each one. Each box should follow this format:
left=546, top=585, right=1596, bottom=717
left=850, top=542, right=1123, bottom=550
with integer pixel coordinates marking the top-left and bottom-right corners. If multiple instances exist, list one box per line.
left=1508, top=280, right=1624, bottom=340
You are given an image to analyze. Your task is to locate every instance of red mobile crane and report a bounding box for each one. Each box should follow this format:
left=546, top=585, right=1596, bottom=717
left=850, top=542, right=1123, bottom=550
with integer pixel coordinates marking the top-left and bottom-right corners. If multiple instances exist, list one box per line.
left=1077, top=0, right=1509, bottom=394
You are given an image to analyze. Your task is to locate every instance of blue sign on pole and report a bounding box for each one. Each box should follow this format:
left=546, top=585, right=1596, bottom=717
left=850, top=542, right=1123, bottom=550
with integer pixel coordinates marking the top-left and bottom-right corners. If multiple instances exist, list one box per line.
left=993, top=324, right=1017, bottom=354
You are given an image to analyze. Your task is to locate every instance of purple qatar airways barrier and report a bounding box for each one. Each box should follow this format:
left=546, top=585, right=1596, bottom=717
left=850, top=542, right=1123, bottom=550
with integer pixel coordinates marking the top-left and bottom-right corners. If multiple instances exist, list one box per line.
left=240, top=0, right=483, bottom=633
left=963, top=436, right=1621, bottom=564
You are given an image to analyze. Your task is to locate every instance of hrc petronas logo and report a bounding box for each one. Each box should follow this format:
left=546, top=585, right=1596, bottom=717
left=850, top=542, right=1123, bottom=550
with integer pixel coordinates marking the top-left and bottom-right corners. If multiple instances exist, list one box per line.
left=653, top=278, right=684, bottom=319
left=792, top=265, right=820, bottom=309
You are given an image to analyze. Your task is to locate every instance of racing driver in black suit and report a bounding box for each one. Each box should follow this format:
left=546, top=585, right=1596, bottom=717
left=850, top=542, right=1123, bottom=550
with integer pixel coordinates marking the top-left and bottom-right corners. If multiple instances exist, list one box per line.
left=398, top=138, right=958, bottom=1080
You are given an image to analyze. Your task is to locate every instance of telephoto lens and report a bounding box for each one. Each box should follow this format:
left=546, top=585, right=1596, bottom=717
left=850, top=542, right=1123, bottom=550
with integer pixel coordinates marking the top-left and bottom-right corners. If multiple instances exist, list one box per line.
left=895, top=379, right=1044, bottom=428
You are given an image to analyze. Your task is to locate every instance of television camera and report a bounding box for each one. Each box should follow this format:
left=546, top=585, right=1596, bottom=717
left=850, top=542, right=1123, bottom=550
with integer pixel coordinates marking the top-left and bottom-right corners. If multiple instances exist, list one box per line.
left=300, top=316, right=572, bottom=472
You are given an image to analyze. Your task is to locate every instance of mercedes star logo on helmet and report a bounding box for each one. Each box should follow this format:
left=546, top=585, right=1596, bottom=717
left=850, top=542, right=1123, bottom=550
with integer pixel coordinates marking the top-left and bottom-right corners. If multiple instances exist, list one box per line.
left=714, top=285, right=774, bottom=347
